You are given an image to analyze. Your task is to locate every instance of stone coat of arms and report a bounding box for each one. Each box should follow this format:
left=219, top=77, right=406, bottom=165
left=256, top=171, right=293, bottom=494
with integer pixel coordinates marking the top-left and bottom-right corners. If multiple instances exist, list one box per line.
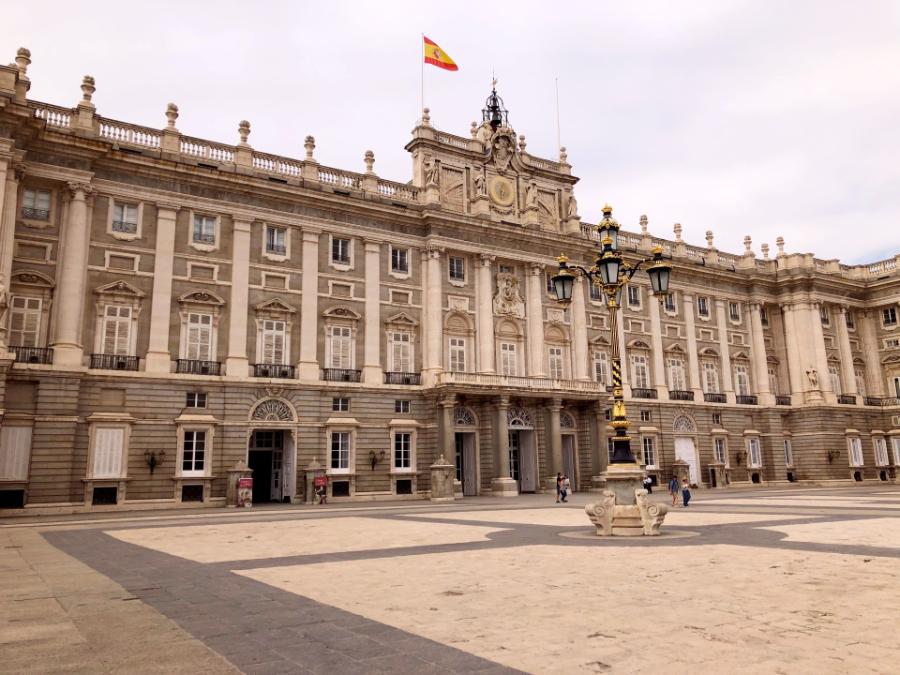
left=493, top=272, right=525, bottom=318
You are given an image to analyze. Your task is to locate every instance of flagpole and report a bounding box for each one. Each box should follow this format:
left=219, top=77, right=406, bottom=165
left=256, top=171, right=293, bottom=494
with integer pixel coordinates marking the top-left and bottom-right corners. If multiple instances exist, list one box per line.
left=555, top=77, right=562, bottom=151
left=420, top=33, right=424, bottom=122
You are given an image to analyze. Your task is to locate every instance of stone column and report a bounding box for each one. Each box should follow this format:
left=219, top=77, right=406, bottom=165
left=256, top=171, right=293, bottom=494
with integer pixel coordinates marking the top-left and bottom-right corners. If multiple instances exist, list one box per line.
left=571, top=277, right=589, bottom=380
left=491, top=396, right=517, bottom=496
left=858, top=309, right=884, bottom=397
left=781, top=304, right=803, bottom=402
left=715, top=299, right=734, bottom=402
left=145, top=205, right=179, bottom=373
left=809, top=301, right=834, bottom=403
left=422, top=246, right=443, bottom=385
left=682, top=292, right=702, bottom=398
left=835, top=306, right=858, bottom=398
left=648, top=292, right=667, bottom=398
left=0, top=156, right=20, bottom=292
left=748, top=302, right=772, bottom=405
left=438, top=395, right=459, bottom=496
left=362, top=240, right=382, bottom=383
left=525, top=262, right=545, bottom=377
left=224, top=218, right=251, bottom=377
left=545, top=398, right=563, bottom=488
left=590, top=401, right=608, bottom=490
left=476, top=254, right=495, bottom=373
left=297, top=230, right=320, bottom=380
left=52, top=182, right=93, bottom=368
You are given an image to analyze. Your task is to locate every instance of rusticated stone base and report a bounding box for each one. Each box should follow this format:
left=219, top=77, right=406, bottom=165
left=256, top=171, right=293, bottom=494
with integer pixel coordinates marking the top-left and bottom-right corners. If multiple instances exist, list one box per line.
left=490, top=477, right=519, bottom=497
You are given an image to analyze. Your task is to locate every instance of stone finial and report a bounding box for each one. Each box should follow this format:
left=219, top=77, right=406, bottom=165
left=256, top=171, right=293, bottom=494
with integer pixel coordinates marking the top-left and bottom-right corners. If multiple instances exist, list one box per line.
left=238, top=120, right=251, bottom=146
left=518, top=134, right=527, bottom=152
left=705, top=230, right=714, bottom=249
left=304, top=135, right=316, bottom=161
left=559, top=146, right=568, bottom=163
left=639, top=214, right=648, bottom=235
left=673, top=223, right=682, bottom=242
left=761, top=243, right=770, bottom=259
left=743, top=235, right=752, bottom=254
left=80, top=75, right=95, bottom=105
left=165, top=103, right=179, bottom=129
left=15, top=47, right=31, bottom=78
left=364, top=149, right=375, bottom=174
left=470, top=121, right=478, bottom=139
left=421, top=107, right=431, bottom=127
left=776, top=236, right=785, bottom=255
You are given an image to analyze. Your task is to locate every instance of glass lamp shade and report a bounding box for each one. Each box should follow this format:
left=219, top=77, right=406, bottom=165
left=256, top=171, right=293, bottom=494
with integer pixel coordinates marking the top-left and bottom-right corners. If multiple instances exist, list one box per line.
left=647, top=261, right=672, bottom=295
left=552, top=270, right=575, bottom=303
left=598, top=253, right=621, bottom=287
left=598, top=222, right=620, bottom=250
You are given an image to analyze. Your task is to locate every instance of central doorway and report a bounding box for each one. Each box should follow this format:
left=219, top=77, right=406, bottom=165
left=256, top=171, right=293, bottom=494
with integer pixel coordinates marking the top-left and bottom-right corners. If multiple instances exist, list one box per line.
left=561, top=434, right=577, bottom=492
left=248, top=430, right=294, bottom=503
left=455, top=432, right=478, bottom=496
left=508, top=430, right=537, bottom=492
left=674, top=436, right=699, bottom=485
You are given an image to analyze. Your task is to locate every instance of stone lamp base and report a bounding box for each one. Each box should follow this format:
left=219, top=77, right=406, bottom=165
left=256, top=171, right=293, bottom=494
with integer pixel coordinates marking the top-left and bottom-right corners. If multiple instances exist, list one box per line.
left=585, top=464, right=668, bottom=536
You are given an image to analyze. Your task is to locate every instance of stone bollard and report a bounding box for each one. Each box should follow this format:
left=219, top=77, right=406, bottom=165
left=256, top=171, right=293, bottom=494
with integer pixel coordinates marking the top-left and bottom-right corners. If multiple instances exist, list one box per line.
left=429, top=455, right=455, bottom=502
left=304, top=457, right=326, bottom=505
left=226, top=460, right=253, bottom=508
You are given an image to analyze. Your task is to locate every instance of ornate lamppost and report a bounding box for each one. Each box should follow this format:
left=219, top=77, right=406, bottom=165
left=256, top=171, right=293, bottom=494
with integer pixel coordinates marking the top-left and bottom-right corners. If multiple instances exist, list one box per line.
left=552, top=204, right=672, bottom=536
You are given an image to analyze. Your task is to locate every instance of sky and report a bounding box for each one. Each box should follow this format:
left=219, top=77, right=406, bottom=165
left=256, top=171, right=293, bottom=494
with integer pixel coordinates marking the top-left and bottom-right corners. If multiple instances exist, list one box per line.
left=5, top=0, right=900, bottom=264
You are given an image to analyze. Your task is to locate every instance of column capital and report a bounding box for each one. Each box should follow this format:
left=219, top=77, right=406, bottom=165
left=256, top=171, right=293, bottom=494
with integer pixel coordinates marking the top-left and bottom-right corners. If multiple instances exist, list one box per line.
left=479, top=253, right=495, bottom=266
left=364, top=239, right=382, bottom=252
left=423, top=244, right=443, bottom=259
left=495, top=395, right=510, bottom=409
left=65, top=181, right=93, bottom=199
left=12, top=162, right=25, bottom=183
left=302, top=229, right=321, bottom=243
left=154, top=201, right=182, bottom=213
left=529, top=262, right=545, bottom=275
left=548, top=397, right=563, bottom=411
left=438, top=394, right=456, bottom=408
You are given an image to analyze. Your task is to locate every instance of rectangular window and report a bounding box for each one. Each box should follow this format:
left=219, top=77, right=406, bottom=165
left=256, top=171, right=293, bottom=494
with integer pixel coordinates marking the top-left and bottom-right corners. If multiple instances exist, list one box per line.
left=545, top=272, right=555, bottom=294
left=886, top=337, right=900, bottom=348
left=697, top=296, right=710, bottom=317
left=714, top=437, right=727, bottom=464
left=627, top=285, right=641, bottom=309
left=103, top=306, right=132, bottom=355
left=845, top=310, right=855, bottom=329
left=828, top=365, right=841, bottom=396
left=500, top=342, right=517, bottom=376
left=328, top=325, right=352, bottom=368
left=642, top=437, right=656, bottom=467
left=449, top=337, right=466, bottom=372
left=640, top=410, right=651, bottom=422
left=112, top=203, right=139, bottom=233
left=448, top=256, right=465, bottom=281
left=395, top=399, right=410, bottom=414
left=266, top=226, right=286, bottom=254
left=729, top=302, right=741, bottom=322
left=262, top=320, right=286, bottom=364
left=892, top=437, right=900, bottom=466
left=747, top=438, right=762, bottom=468
left=330, top=431, right=350, bottom=470
left=593, top=351, right=610, bottom=386
left=332, top=397, right=349, bottom=412
left=783, top=439, right=793, bottom=467
left=734, top=364, right=750, bottom=396
left=389, top=331, right=412, bottom=372
left=185, top=392, right=207, bottom=408
left=667, top=357, right=686, bottom=391
left=182, top=430, right=206, bottom=475
left=664, top=292, right=676, bottom=313
left=186, top=313, right=213, bottom=361
left=8, top=296, right=41, bottom=347
left=547, top=346, right=564, bottom=379
left=0, top=426, right=32, bottom=481
left=712, top=412, right=722, bottom=426
left=893, top=376, right=900, bottom=398
left=854, top=369, right=867, bottom=397
left=499, top=264, right=513, bottom=274
left=393, top=432, right=412, bottom=469
left=760, top=306, right=769, bottom=326
left=193, top=215, right=216, bottom=243
left=703, top=361, right=719, bottom=394
left=883, top=307, right=898, bottom=327
left=848, top=437, right=863, bottom=466
left=331, top=237, right=351, bottom=264
left=390, top=246, right=409, bottom=274
left=768, top=367, right=779, bottom=396
left=92, top=427, right=125, bottom=478
left=607, top=437, right=615, bottom=463
left=874, top=438, right=888, bottom=466
left=589, top=283, right=602, bottom=301
left=631, top=354, right=649, bottom=389
left=22, top=188, right=51, bottom=219
left=819, top=304, right=830, bottom=326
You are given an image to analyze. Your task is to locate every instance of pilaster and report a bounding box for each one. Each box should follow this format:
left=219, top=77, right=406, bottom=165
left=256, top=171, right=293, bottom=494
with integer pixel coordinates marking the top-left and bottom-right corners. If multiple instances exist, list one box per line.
left=491, top=396, right=517, bottom=496
left=715, top=299, right=734, bottom=403
left=858, top=309, right=885, bottom=397
left=748, top=302, right=773, bottom=405
left=571, top=276, right=589, bottom=380
left=476, top=254, right=495, bottom=373
left=545, top=398, right=563, bottom=488
left=682, top=292, right=702, bottom=399
left=362, top=240, right=382, bottom=383
left=781, top=304, right=804, bottom=402
left=144, top=204, right=179, bottom=373
left=525, top=263, right=546, bottom=377
left=297, top=230, right=321, bottom=380
left=648, top=293, right=667, bottom=398
left=422, top=246, right=443, bottom=385
left=835, top=305, right=858, bottom=397
left=224, top=218, right=251, bottom=377
left=809, top=300, right=835, bottom=403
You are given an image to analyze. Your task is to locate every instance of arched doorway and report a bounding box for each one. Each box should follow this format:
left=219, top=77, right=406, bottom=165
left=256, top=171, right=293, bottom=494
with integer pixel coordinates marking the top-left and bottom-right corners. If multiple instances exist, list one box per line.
left=248, top=398, right=297, bottom=503
left=507, top=406, right=537, bottom=492
left=454, top=406, right=479, bottom=496
left=673, top=414, right=699, bottom=485
left=560, top=412, right=578, bottom=491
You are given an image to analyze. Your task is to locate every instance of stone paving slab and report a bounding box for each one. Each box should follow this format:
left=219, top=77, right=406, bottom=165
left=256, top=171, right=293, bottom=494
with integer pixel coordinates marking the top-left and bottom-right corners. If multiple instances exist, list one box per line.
left=761, top=517, right=900, bottom=549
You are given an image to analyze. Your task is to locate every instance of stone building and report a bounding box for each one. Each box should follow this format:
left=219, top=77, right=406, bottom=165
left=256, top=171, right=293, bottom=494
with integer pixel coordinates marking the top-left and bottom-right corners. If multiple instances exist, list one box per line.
left=0, top=48, right=898, bottom=511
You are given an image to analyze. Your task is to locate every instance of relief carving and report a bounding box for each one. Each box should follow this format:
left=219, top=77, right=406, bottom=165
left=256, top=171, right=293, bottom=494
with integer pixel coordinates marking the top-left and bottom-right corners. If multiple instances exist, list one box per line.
left=493, top=272, right=525, bottom=319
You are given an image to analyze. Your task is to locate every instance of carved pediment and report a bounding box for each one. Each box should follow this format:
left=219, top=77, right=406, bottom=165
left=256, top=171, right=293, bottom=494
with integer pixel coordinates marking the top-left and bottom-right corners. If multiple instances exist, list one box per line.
left=665, top=343, right=685, bottom=353
left=179, top=289, right=225, bottom=306
left=323, top=305, right=361, bottom=320
left=11, top=269, right=54, bottom=288
left=628, top=339, right=651, bottom=350
left=384, top=311, right=418, bottom=327
left=255, top=297, right=296, bottom=314
left=94, top=279, right=144, bottom=298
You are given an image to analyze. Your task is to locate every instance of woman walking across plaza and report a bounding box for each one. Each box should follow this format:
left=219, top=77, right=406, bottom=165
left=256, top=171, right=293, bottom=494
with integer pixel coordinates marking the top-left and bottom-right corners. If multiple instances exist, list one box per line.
left=668, top=475, right=679, bottom=506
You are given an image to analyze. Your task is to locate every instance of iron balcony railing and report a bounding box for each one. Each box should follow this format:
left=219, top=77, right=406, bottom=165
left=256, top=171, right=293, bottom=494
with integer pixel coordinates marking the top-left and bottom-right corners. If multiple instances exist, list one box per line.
left=266, top=243, right=287, bottom=255
left=775, top=395, right=792, bottom=405
left=384, top=371, right=421, bottom=385
left=11, top=346, right=53, bottom=364
left=21, top=207, right=49, bottom=220
left=193, top=232, right=216, bottom=244
left=112, top=220, right=138, bottom=234
left=176, top=359, right=221, bottom=375
left=323, top=368, right=362, bottom=382
left=669, top=390, right=694, bottom=401
left=253, top=363, right=295, bottom=379
left=90, top=354, right=139, bottom=371
left=864, top=396, right=884, bottom=406
left=837, top=394, right=857, bottom=405
left=736, top=395, right=758, bottom=405
left=704, top=392, right=727, bottom=403
left=632, top=388, right=658, bottom=399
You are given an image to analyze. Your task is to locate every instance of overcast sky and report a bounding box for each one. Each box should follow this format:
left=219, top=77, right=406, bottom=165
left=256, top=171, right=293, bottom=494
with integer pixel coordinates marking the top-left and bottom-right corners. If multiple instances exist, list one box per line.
left=5, top=1, right=900, bottom=264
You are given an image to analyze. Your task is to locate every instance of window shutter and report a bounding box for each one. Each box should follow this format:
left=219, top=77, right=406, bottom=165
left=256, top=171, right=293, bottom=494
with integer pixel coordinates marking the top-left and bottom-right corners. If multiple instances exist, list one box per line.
left=92, top=428, right=124, bottom=478
left=0, top=426, right=32, bottom=480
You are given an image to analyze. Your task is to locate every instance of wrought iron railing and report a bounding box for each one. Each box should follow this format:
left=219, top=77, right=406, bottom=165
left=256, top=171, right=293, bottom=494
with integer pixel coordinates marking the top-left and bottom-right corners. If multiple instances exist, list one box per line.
left=21, top=207, right=49, bottom=220
left=632, top=388, right=658, bottom=399
left=266, top=243, right=287, bottom=255
left=704, top=392, right=727, bottom=403
left=323, top=368, right=362, bottom=382
left=112, top=220, right=138, bottom=234
left=11, top=346, right=53, bottom=364
left=736, top=395, right=758, bottom=405
left=384, top=371, right=421, bottom=385
left=90, top=354, right=139, bottom=371
left=176, top=359, right=221, bottom=375
left=253, top=363, right=296, bottom=379
left=193, top=232, right=216, bottom=244
left=669, top=390, right=694, bottom=401
left=864, top=396, right=884, bottom=406
left=775, top=395, right=792, bottom=405
left=837, top=394, right=857, bottom=405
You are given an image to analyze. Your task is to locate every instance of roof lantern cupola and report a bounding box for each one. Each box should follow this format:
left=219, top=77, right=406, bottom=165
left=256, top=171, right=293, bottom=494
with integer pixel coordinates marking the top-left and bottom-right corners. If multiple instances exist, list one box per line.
left=482, top=80, right=508, bottom=130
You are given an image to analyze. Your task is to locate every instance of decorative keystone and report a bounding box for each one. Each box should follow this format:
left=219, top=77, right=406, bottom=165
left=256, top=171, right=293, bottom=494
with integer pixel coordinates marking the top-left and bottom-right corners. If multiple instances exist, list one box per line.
left=364, top=149, right=375, bottom=174
left=673, top=223, right=682, bottom=242
left=238, top=120, right=251, bottom=146
left=304, top=135, right=316, bottom=161
left=639, top=214, right=648, bottom=235
left=165, top=103, right=179, bottom=129
left=15, top=47, right=31, bottom=78
left=80, top=75, right=95, bottom=105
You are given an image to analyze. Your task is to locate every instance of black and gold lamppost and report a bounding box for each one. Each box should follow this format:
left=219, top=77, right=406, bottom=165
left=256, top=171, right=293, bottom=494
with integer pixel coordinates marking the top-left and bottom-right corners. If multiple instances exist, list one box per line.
left=552, top=204, right=671, bottom=466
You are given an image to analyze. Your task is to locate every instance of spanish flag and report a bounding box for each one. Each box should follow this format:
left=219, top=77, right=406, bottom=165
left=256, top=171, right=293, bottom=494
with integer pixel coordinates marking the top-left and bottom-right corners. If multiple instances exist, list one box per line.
left=423, top=36, right=458, bottom=71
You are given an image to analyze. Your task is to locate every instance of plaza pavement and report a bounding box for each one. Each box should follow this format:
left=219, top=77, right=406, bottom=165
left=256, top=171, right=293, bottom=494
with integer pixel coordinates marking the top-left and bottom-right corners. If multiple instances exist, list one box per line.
left=1, top=485, right=899, bottom=674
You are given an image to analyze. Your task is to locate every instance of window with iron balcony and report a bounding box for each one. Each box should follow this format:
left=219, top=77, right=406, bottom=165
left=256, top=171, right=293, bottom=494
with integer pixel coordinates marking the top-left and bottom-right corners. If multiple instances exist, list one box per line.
left=21, top=188, right=51, bottom=220
left=266, top=226, right=287, bottom=255
left=193, top=214, right=216, bottom=244
left=112, top=203, right=139, bottom=234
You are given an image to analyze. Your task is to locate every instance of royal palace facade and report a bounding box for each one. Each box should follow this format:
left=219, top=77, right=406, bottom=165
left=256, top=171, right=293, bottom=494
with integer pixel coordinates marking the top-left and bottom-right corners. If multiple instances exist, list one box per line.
left=0, top=48, right=898, bottom=512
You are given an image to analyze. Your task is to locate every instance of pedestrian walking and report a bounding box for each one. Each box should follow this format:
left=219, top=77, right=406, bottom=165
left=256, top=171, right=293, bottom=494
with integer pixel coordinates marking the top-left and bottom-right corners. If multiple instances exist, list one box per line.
left=555, top=472, right=563, bottom=503
left=681, top=478, right=692, bottom=507
left=668, top=475, right=679, bottom=506
left=643, top=475, right=653, bottom=494
left=561, top=475, right=570, bottom=502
